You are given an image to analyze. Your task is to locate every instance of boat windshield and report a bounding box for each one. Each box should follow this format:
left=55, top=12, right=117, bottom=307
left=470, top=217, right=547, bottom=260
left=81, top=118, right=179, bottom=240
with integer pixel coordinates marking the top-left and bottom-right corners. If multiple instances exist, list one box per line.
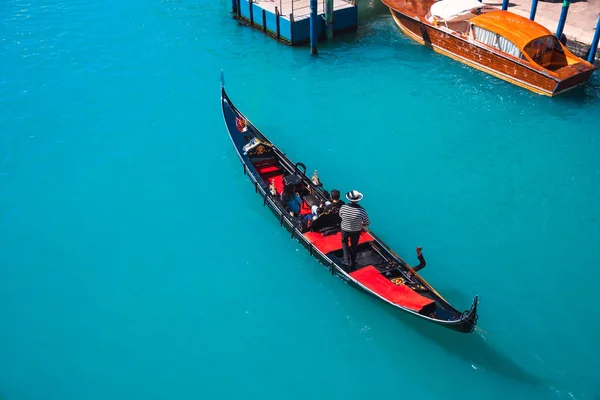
left=523, top=35, right=568, bottom=70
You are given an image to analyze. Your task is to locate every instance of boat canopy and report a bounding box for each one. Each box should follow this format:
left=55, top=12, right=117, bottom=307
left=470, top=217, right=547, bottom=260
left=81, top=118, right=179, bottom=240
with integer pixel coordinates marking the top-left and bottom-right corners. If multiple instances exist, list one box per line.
left=470, top=10, right=554, bottom=49
left=429, top=0, right=484, bottom=22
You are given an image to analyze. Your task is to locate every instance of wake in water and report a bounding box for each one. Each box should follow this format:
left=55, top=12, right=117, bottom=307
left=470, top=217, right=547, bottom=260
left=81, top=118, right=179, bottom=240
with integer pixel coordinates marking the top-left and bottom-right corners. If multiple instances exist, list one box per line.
left=396, top=312, right=590, bottom=399
left=347, top=292, right=592, bottom=399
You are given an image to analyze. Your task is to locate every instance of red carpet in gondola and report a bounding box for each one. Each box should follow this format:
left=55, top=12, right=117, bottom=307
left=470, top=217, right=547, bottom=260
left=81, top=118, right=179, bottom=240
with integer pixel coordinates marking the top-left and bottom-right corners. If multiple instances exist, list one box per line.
left=303, top=230, right=374, bottom=254
left=257, top=165, right=284, bottom=194
left=350, top=266, right=435, bottom=312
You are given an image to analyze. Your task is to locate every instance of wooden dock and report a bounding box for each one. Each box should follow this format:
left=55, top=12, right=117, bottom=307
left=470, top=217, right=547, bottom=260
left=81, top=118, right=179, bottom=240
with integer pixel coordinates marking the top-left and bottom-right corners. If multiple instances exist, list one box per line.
left=254, top=0, right=355, bottom=20
left=232, top=0, right=358, bottom=45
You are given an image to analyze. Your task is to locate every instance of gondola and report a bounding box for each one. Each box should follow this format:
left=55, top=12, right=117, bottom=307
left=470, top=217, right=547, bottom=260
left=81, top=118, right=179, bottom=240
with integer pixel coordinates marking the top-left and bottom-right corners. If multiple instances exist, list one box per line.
left=220, top=72, right=479, bottom=333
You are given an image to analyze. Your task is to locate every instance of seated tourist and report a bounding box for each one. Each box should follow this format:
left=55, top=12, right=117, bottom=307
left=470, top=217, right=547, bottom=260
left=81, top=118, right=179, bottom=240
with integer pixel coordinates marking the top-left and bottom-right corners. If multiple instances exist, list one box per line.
left=301, top=189, right=345, bottom=232
left=281, top=186, right=302, bottom=216
left=319, top=189, right=344, bottom=213
left=300, top=204, right=321, bottom=231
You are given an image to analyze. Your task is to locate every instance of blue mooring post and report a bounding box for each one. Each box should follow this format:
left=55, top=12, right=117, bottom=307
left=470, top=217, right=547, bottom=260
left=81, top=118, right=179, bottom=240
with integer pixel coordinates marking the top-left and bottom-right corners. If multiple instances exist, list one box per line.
left=588, top=16, right=600, bottom=64
left=555, top=0, right=570, bottom=43
left=529, top=0, right=538, bottom=20
left=501, top=0, right=508, bottom=11
left=232, top=0, right=237, bottom=13
left=310, top=0, right=318, bottom=55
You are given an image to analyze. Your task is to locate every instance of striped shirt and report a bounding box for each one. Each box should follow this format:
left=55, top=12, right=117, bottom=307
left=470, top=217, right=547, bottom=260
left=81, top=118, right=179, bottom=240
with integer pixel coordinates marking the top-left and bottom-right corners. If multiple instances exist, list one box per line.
left=339, top=204, right=370, bottom=232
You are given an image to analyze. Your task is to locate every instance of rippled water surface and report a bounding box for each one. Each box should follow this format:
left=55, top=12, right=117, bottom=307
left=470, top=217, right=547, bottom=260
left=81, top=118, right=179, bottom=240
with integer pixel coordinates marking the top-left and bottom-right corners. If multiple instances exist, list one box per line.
left=1, top=0, right=600, bottom=399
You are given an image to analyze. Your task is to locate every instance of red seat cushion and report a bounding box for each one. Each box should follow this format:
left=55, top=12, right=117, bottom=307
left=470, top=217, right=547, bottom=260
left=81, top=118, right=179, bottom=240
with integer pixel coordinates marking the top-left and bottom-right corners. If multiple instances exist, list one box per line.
left=256, top=165, right=279, bottom=174
left=350, top=266, right=435, bottom=312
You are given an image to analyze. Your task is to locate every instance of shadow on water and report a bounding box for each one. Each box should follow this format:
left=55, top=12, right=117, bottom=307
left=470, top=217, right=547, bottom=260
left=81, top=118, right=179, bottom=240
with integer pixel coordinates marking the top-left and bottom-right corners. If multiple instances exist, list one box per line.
left=363, top=294, right=548, bottom=389
left=550, top=72, right=600, bottom=105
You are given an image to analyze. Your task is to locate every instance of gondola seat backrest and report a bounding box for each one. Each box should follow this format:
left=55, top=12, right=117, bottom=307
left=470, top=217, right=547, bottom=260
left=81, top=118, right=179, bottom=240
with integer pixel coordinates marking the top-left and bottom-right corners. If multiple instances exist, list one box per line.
left=310, top=205, right=342, bottom=235
left=283, top=174, right=302, bottom=192
left=246, top=140, right=275, bottom=159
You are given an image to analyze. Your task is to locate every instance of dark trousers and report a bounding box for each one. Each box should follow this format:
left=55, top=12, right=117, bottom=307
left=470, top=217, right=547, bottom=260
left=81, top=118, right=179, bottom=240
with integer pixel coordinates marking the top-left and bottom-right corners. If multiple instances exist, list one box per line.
left=341, top=230, right=361, bottom=265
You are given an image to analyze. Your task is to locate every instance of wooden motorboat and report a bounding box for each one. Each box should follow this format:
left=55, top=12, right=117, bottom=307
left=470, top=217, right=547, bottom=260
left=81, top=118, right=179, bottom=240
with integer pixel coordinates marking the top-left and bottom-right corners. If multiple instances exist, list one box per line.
left=382, top=0, right=597, bottom=96
left=220, top=72, right=479, bottom=333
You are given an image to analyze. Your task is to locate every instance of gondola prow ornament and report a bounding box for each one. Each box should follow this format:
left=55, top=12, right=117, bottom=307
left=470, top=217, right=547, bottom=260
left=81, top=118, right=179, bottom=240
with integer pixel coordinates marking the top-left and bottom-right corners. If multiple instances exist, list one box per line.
left=235, top=116, right=248, bottom=132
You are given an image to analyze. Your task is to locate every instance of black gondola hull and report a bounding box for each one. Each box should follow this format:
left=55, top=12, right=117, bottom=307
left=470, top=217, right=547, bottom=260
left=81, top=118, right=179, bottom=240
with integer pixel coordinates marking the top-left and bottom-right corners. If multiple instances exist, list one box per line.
left=220, top=79, right=478, bottom=334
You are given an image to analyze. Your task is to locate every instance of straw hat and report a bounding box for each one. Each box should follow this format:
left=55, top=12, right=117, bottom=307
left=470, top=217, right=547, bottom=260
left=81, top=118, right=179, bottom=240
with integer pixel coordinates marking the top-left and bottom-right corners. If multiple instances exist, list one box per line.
left=345, top=190, right=363, bottom=202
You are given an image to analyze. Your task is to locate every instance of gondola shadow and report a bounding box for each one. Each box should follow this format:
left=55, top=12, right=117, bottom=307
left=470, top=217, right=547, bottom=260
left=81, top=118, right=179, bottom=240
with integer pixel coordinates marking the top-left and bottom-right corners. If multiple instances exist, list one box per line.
left=364, top=293, right=548, bottom=389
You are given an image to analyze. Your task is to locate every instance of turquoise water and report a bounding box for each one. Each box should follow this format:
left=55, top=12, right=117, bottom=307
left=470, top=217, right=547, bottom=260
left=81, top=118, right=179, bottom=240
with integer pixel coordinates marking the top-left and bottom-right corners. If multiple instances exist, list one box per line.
left=2, top=0, right=600, bottom=398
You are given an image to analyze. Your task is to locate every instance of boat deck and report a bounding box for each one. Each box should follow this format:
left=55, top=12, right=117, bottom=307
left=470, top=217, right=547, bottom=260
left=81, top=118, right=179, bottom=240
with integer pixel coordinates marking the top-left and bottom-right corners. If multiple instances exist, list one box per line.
left=381, top=0, right=436, bottom=19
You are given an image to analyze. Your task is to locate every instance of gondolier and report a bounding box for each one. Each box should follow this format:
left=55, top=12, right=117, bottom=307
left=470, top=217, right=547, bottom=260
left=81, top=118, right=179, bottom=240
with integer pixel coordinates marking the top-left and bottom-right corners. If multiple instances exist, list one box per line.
left=339, top=190, right=370, bottom=267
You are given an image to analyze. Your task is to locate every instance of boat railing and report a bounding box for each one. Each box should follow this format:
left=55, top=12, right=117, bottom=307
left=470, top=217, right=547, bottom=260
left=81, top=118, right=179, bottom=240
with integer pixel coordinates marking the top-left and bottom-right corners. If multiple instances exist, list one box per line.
left=253, top=0, right=302, bottom=20
left=289, top=0, right=314, bottom=20
left=273, top=0, right=355, bottom=21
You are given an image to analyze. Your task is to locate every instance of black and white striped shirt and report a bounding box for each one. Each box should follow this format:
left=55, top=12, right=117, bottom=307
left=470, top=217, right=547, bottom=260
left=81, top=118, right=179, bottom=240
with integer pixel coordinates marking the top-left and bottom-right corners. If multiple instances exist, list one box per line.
left=339, top=204, right=370, bottom=232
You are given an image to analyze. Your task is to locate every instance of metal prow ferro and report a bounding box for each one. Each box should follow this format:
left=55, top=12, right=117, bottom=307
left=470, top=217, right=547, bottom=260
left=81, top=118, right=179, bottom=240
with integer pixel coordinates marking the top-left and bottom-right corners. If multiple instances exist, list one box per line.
left=463, top=296, right=479, bottom=325
left=411, top=246, right=478, bottom=329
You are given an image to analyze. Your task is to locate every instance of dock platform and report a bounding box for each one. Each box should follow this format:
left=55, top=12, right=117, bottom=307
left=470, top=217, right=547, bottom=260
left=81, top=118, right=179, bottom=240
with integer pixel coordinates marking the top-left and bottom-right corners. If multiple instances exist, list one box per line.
left=232, top=0, right=358, bottom=45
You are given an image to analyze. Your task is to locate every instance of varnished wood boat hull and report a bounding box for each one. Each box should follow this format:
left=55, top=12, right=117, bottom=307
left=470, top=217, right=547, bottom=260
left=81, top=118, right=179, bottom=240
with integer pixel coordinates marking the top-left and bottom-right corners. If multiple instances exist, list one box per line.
left=388, top=9, right=592, bottom=96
